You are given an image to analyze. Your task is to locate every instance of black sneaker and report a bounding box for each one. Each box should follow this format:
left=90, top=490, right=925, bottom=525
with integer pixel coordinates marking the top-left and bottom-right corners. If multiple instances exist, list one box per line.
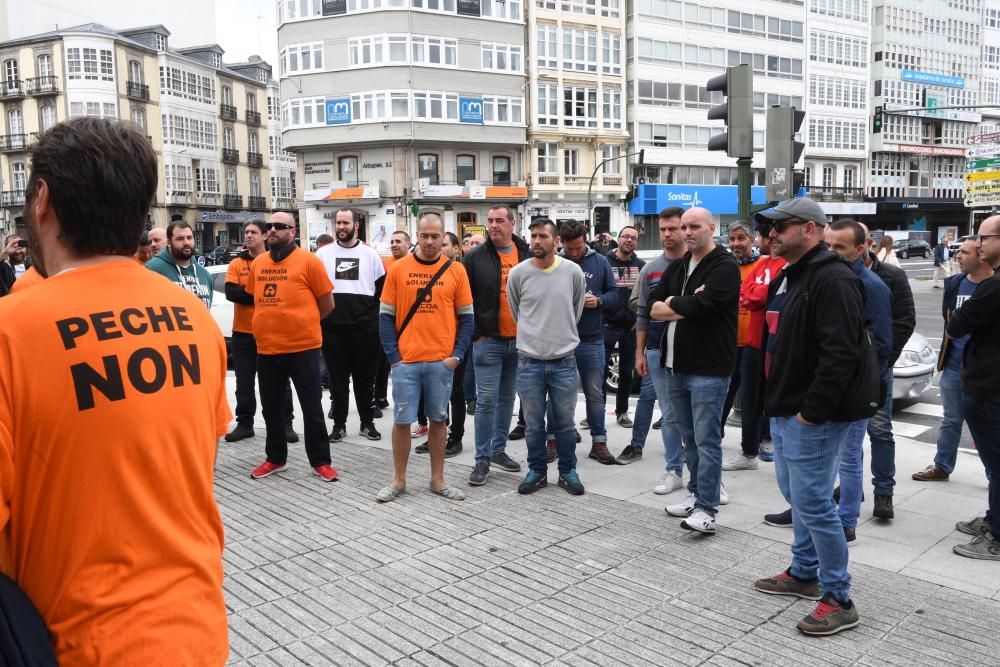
left=764, top=508, right=793, bottom=527
left=616, top=413, right=634, bottom=428
left=445, top=439, right=463, bottom=458
left=508, top=424, right=525, bottom=440
left=327, top=405, right=335, bottom=420
left=518, top=470, right=548, bottom=495
left=469, top=460, right=490, bottom=486
left=328, top=425, right=346, bottom=442
left=360, top=423, right=381, bottom=441
left=491, top=452, right=522, bottom=472
left=616, top=445, right=643, bottom=465
left=376, top=398, right=390, bottom=409
left=415, top=441, right=429, bottom=454
left=224, top=423, right=255, bottom=442
left=372, top=405, right=383, bottom=419
left=285, top=426, right=299, bottom=443
left=652, top=417, right=662, bottom=430
left=575, top=429, right=581, bottom=443
left=844, top=525, right=857, bottom=546
left=558, top=469, right=585, bottom=496
left=873, top=494, right=894, bottom=520
left=466, top=400, right=476, bottom=415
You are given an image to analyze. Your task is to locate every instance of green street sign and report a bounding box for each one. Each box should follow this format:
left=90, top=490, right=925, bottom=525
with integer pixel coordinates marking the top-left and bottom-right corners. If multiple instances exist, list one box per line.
left=967, top=157, right=1000, bottom=171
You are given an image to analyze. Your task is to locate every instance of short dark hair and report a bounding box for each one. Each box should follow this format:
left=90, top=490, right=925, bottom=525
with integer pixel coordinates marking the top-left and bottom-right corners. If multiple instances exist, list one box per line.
left=391, top=230, right=411, bottom=243
left=444, top=231, right=460, bottom=247
left=315, top=233, right=334, bottom=245
left=245, top=220, right=266, bottom=235
left=488, top=205, right=515, bottom=222
left=830, top=218, right=866, bottom=247
left=335, top=207, right=357, bottom=223
left=558, top=220, right=587, bottom=242
left=618, top=225, right=639, bottom=237
left=659, top=206, right=685, bottom=220
left=138, top=230, right=151, bottom=247
left=529, top=217, right=557, bottom=235
left=26, top=117, right=157, bottom=257
left=167, top=221, right=193, bottom=241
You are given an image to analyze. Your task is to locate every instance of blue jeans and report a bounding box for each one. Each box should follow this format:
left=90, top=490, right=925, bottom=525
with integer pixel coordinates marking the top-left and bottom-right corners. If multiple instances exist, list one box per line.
left=838, top=419, right=868, bottom=530
left=664, top=371, right=729, bottom=514
left=772, top=416, right=852, bottom=601
left=473, top=337, right=518, bottom=461
left=603, top=326, right=636, bottom=415
left=641, top=348, right=685, bottom=476
left=518, top=355, right=579, bottom=475
left=934, top=367, right=964, bottom=474
left=962, top=393, right=1000, bottom=536
left=868, top=373, right=895, bottom=496
left=576, top=340, right=607, bottom=444
left=390, top=361, right=454, bottom=425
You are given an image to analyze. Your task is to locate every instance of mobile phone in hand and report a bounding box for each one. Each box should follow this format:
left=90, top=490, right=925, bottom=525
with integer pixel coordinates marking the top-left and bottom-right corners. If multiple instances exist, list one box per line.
left=16, top=240, right=28, bottom=248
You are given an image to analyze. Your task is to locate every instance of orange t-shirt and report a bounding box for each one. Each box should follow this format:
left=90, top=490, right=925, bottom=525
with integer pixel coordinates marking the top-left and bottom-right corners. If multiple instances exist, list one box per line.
left=382, top=256, right=395, bottom=272
left=381, top=254, right=473, bottom=362
left=225, top=256, right=255, bottom=334
left=736, top=261, right=757, bottom=347
left=0, top=259, right=230, bottom=666
left=9, top=265, right=43, bottom=293
left=246, top=246, right=334, bottom=355
left=497, top=248, right=518, bottom=337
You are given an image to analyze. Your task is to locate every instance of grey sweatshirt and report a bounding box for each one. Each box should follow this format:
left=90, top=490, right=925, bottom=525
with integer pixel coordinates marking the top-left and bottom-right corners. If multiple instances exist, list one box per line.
left=634, top=253, right=675, bottom=350
left=507, top=256, right=585, bottom=360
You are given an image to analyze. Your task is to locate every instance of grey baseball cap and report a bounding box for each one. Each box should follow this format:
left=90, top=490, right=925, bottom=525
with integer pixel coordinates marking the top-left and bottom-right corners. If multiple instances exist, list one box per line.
left=754, top=197, right=828, bottom=226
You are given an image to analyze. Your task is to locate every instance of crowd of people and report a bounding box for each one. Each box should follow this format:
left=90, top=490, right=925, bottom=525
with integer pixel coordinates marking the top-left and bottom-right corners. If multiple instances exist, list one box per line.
left=0, top=118, right=998, bottom=663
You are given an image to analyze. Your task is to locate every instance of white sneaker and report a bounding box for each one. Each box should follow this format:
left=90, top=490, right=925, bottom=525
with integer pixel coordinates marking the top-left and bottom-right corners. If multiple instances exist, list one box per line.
left=722, top=454, right=759, bottom=471
left=681, top=509, right=717, bottom=534
left=720, top=481, right=730, bottom=505
left=654, top=471, right=684, bottom=495
left=665, top=493, right=697, bottom=517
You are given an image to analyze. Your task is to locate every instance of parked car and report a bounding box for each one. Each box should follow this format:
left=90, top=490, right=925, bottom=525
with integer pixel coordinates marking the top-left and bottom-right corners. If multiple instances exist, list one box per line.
left=207, top=264, right=234, bottom=368
left=949, top=235, right=974, bottom=254
left=893, top=238, right=931, bottom=259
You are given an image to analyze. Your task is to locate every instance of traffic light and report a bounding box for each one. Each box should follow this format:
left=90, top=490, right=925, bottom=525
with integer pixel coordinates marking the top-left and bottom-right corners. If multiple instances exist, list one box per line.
left=872, top=105, right=883, bottom=134
left=706, top=64, right=754, bottom=159
left=765, top=106, right=806, bottom=201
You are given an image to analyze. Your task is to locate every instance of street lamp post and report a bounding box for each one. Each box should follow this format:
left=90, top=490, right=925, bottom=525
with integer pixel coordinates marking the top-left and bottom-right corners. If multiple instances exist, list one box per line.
left=588, top=149, right=644, bottom=235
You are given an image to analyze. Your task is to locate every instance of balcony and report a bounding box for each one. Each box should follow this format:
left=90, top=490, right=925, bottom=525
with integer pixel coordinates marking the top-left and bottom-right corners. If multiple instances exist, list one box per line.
left=246, top=110, right=261, bottom=126
left=220, top=104, right=237, bottom=121
left=602, top=175, right=623, bottom=187
left=247, top=195, right=267, bottom=210
left=564, top=176, right=590, bottom=187
left=806, top=186, right=867, bottom=202
left=1, top=190, right=26, bottom=208
left=197, top=192, right=221, bottom=207
left=247, top=151, right=263, bottom=167
left=537, top=175, right=560, bottom=185
left=274, top=197, right=295, bottom=209
left=223, top=194, right=243, bottom=209
left=126, top=80, right=150, bottom=102
left=0, top=80, right=24, bottom=100
left=165, top=191, right=193, bottom=206
left=0, top=134, right=27, bottom=153
left=25, top=76, right=58, bottom=96
left=222, top=148, right=240, bottom=164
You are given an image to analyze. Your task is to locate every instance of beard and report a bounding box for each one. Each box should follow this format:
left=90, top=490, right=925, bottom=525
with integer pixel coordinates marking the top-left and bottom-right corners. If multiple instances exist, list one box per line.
left=170, top=245, right=194, bottom=261
left=336, top=228, right=355, bottom=242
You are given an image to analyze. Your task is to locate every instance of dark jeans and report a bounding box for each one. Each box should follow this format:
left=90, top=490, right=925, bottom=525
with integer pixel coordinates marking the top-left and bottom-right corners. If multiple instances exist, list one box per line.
left=321, top=320, right=377, bottom=426
left=518, top=355, right=578, bottom=475
left=464, top=357, right=476, bottom=402
left=603, top=325, right=635, bottom=416
left=738, top=346, right=764, bottom=457
left=417, top=357, right=467, bottom=439
left=721, top=346, right=744, bottom=438
left=963, top=393, right=1000, bottom=536
left=257, top=349, right=330, bottom=467
left=232, top=332, right=294, bottom=427
left=868, top=374, right=895, bottom=496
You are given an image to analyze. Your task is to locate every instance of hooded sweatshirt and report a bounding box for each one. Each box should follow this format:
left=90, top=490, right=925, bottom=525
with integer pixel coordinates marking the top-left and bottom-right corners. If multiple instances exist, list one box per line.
left=559, top=246, right=618, bottom=343
left=145, top=248, right=213, bottom=308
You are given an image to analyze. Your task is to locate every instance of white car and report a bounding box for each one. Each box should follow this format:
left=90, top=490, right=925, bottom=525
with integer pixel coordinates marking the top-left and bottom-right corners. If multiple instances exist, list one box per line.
left=207, top=265, right=234, bottom=366
left=892, top=332, right=936, bottom=401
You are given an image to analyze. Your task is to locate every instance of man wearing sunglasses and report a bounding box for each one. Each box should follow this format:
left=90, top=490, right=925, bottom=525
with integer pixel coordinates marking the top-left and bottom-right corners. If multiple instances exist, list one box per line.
left=946, top=216, right=1000, bottom=561
left=246, top=213, right=339, bottom=483
left=749, top=197, right=865, bottom=636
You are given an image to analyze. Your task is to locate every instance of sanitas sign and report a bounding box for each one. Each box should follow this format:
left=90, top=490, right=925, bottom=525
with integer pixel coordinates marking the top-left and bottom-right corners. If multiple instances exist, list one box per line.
left=629, top=184, right=785, bottom=216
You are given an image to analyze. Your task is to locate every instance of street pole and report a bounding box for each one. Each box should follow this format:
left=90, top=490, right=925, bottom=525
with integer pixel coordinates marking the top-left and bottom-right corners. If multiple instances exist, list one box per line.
left=588, top=149, right=643, bottom=235
left=737, top=156, right=752, bottom=223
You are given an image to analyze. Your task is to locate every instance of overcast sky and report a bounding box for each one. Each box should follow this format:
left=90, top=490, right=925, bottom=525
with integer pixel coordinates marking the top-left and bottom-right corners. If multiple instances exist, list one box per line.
left=215, top=0, right=279, bottom=68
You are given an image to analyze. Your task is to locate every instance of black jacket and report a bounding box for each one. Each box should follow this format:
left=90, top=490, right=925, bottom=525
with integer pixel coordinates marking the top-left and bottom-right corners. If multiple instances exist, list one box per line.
left=651, top=244, right=740, bottom=376
left=224, top=250, right=255, bottom=306
left=761, top=244, right=865, bottom=424
left=463, top=234, right=530, bottom=338
left=0, top=261, right=14, bottom=297
left=947, top=270, right=1000, bottom=401
left=868, top=251, right=915, bottom=364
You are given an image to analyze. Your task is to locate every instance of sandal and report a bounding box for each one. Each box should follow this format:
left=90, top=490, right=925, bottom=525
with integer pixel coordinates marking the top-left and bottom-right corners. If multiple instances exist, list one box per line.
left=429, top=484, right=465, bottom=501
left=376, top=485, right=405, bottom=503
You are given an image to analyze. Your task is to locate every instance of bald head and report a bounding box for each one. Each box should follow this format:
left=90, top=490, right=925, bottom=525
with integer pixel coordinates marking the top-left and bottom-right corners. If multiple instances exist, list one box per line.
left=270, top=211, right=295, bottom=226
left=978, top=215, right=1000, bottom=265
left=266, top=211, right=297, bottom=251
left=680, top=207, right=717, bottom=258
left=148, top=227, right=167, bottom=254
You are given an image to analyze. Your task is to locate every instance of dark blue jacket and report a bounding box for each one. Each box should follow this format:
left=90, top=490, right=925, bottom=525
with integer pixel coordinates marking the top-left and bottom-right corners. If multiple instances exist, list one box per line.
left=560, top=247, right=618, bottom=343
left=934, top=243, right=948, bottom=267
left=850, top=256, right=893, bottom=378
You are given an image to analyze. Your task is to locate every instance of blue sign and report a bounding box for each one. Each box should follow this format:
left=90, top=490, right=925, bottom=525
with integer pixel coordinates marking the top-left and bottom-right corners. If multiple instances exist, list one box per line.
left=325, top=98, right=351, bottom=125
left=459, top=97, right=484, bottom=124
left=628, top=185, right=770, bottom=216
left=902, top=70, right=965, bottom=89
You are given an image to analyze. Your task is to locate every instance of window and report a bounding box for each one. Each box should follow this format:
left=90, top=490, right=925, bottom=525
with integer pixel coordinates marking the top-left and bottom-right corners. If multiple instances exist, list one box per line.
left=281, top=42, right=324, bottom=74
left=161, top=115, right=218, bottom=149
left=492, top=156, right=511, bottom=184
left=249, top=131, right=259, bottom=154
left=602, top=32, right=621, bottom=75
left=349, top=36, right=383, bottom=66
left=537, top=142, right=558, bottom=174
left=10, top=162, right=26, bottom=193
left=250, top=172, right=262, bottom=197
left=412, top=35, right=457, bottom=66
left=537, top=83, right=558, bottom=125
left=412, top=0, right=457, bottom=12
left=158, top=66, right=215, bottom=104
left=537, top=25, right=558, bottom=68
left=281, top=0, right=323, bottom=20
left=822, top=166, right=834, bottom=188
left=413, top=91, right=459, bottom=121
left=563, top=87, right=597, bottom=128
left=339, top=155, right=359, bottom=182
left=418, top=153, right=439, bottom=184
left=390, top=91, right=409, bottom=118
left=457, top=154, right=476, bottom=183
left=225, top=169, right=237, bottom=195
left=154, top=34, right=167, bottom=50
left=562, top=28, right=598, bottom=72
left=164, top=164, right=192, bottom=193
left=128, top=59, right=143, bottom=83
left=844, top=167, right=856, bottom=189
left=4, top=59, right=18, bottom=85
left=130, top=107, right=145, bottom=128
left=36, top=54, right=53, bottom=78
left=564, top=148, right=579, bottom=176
left=482, top=0, right=522, bottom=19
left=247, top=93, right=257, bottom=112
left=196, top=167, right=220, bottom=194
left=602, top=144, right=621, bottom=174
left=99, top=50, right=113, bottom=79
left=222, top=126, right=235, bottom=150
left=388, top=35, right=408, bottom=62
left=483, top=95, right=523, bottom=124
left=351, top=91, right=387, bottom=121
left=222, top=86, right=233, bottom=107
left=804, top=165, right=812, bottom=187
left=282, top=97, right=326, bottom=127
left=481, top=43, right=522, bottom=72
left=602, top=89, right=621, bottom=129
left=267, top=95, right=280, bottom=119
left=40, top=104, right=56, bottom=131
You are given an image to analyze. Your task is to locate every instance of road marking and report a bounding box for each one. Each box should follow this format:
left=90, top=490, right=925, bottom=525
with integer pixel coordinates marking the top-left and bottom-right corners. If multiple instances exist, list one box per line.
left=893, top=421, right=931, bottom=438
left=903, top=402, right=945, bottom=418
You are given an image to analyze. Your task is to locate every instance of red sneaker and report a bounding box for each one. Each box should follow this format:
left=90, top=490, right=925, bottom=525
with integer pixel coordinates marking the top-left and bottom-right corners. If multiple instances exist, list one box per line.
left=313, top=464, right=339, bottom=482
left=411, top=424, right=429, bottom=438
left=250, top=460, right=286, bottom=479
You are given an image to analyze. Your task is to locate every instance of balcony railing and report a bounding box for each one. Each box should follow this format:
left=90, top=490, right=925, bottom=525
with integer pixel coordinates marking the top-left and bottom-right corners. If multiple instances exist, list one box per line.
left=1, top=190, right=26, bottom=208
left=564, top=175, right=590, bottom=187
left=165, top=191, right=193, bottom=205
left=273, top=196, right=295, bottom=209
left=197, top=192, right=221, bottom=206
left=247, top=151, right=263, bottom=167
left=25, top=76, right=58, bottom=96
left=602, top=175, right=623, bottom=187
left=247, top=195, right=267, bottom=210
left=126, top=81, right=150, bottom=101
left=537, top=175, right=560, bottom=185
left=246, top=110, right=261, bottom=126
left=805, top=186, right=867, bottom=202
left=0, top=134, right=27, bottom=153
left=223, top=194, right=243, bottom=209
left=220, top=104, right=238, bottom=121
left=222, top=148, right=240, bottom=164
left=0, top=80, right=24, bottom=99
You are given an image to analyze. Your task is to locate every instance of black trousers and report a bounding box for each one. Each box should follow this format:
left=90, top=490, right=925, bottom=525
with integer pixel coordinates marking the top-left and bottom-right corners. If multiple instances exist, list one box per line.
left=374, top=348, right=390, bottom=404
left=416, top=357, right=467, bottom=440
left=232, top=332, right=294, bottom=427
left=257, top=349, right=330, bottom=466
left=321, top=320, right=378, bottom=427
left=721, top=346, right=744, bottom=437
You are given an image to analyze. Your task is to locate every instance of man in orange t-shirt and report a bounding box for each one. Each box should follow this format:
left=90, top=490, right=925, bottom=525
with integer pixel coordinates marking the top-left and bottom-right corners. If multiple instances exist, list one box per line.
left=246, top=212, right=338, bottom=482
left=0, top=118, right=230, bottom=665
left=9, top=264, right=43, bottom=293
left=377, top=213, right=473, bottom=503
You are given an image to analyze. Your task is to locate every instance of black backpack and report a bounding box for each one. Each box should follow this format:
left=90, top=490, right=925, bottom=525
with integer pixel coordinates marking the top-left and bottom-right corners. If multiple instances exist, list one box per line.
left=0, top=571, right=57, bottom=666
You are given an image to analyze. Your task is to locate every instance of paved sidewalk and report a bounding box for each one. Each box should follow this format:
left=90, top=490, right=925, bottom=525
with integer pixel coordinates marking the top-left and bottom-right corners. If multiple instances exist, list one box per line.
left=219, top=424, right=1000, bottom=666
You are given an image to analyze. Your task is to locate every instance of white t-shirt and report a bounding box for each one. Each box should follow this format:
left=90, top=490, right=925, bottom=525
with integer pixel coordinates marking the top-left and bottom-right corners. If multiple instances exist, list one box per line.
left=665, top=257, right=699, bottom=370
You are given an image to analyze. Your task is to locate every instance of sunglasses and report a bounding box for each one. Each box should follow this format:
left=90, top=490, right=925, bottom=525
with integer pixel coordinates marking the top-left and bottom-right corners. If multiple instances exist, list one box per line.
left=771, top=218, right=809, bottom=234
left=266, top=223, right=295, bottom=231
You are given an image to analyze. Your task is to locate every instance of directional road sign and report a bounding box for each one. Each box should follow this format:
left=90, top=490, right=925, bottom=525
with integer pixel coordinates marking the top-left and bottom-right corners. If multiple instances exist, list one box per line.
left=966, top=170, right=1000, bottom=183
left=966, top=182, right=1000, bottom=195
left=967, top=157, right=1000, bottom=170
left=965, top=193, right=1000, bottom=207
left=968, top=131, right=1000, bottom=145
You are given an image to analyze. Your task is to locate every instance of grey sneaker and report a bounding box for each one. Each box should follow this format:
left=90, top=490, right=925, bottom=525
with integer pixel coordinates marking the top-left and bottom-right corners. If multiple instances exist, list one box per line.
left=376, top=485, right=405, bottom=503
left=953, top=532, right=1000, bottom=560
left=956, top=516, right=991, bottom=537
left=722, top=454, right=759, bottom=471
left=616, top=413, right=634, bottom=428
left=753, top=569, right=822, bottom=600
left=468, top=460, right=490, bottom=486
left=491, top=451, right=522, bottom=473
left=797, top=595, right=860, bottom=636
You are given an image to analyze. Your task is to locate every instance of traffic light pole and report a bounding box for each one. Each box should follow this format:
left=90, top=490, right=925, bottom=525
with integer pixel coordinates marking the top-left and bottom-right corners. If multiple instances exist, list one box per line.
left=737, top=157, right=752, bottom=223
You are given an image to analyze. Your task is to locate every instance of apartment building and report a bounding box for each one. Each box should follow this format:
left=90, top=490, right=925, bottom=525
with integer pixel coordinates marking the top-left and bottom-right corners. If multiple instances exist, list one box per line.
left=267, top=77, right=297, bottom=211
left=526, top=0, right=629, bottom=234
left=277, top=0, right=528, bottom=248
